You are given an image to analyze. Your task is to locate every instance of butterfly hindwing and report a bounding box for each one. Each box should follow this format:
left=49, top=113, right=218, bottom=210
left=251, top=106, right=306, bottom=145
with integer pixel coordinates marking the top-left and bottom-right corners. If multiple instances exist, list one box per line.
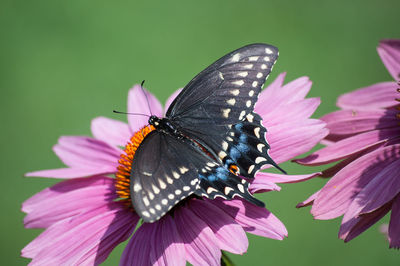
left=195, top=164, right=264, bottom=207
left=221, top=112, right=285, bottom=178
left=131, top=131, right=203, bottom=222
left=131, top=128, right=266, bottom=222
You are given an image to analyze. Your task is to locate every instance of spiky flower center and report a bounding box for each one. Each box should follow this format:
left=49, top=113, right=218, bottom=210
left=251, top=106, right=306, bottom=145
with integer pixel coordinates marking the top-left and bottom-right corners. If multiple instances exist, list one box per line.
left=115, top=125, right=155, bottom=208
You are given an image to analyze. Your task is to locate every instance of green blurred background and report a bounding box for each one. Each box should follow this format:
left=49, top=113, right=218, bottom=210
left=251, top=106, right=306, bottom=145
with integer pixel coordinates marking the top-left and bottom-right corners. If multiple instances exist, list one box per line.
left=1, top=0, right=399, bottom=265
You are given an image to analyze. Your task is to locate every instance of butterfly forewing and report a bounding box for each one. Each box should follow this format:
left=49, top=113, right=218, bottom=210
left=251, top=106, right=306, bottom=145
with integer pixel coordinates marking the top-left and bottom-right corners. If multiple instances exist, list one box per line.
left=167, top=44, right=278, bottom=127
left=167, top=44, right=278, bottom=167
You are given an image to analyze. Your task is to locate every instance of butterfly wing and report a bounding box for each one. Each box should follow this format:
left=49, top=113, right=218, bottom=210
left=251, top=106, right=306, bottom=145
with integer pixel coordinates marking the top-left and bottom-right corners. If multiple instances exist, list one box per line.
left=131, top=131, right=201, bottom=222
left=221, top=112, right=286, bottom=178
left=167, top=43, right=278, bottom=126
left=167, top=43, right=281, bottom=177
left=132, top=44, right=281, bottom=222
left=131, top=130, right=263, bottom=222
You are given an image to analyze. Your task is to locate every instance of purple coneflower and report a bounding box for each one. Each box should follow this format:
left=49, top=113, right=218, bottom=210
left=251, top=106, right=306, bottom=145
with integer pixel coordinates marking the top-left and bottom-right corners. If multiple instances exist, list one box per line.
left=295, top=39, right=400, bottom=248
left=22, top=73, right=327, bottom=265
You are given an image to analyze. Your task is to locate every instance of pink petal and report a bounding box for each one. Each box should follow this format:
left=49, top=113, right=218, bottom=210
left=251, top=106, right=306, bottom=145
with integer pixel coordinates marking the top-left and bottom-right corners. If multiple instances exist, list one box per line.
left=389, top=194, right=400, bottom=249
left=266, top=119, right=328, bottom=164
left=321, top=109, right=398, bottom=137
left=378, top=39, right=400, bottom=81
left=255, top=172, right=321, bottom=184
left=24, top=207, right=138, bottom=266
left=127, top=85, right=163, bottom=133
left=249, top=178, right=281, bottom=194
left=25, top=167, right=116, bottom=179
left=213, top=199, right=287, bottom=240
left=175, top=206, right=221, bottom=266
left=53, top=136, right=121, bottom=169
left=22, top=176, right=112, bottom=211
left=258, top=72, right=286, bottom=99
left=150, top=215, right=186, bottom=266
left=22, top=205, right=115, bottom=258
left=294, top=128, right=396, bottom=166
left=340, top=201, right=392, bottom=242
left=359, top=159, right=400, bottom=214
left=258, top=75, right=312, bottom=113
left=258, top=98, right=321, bottom=128
left=320, top=139, right=336, bottom=146
left=337, top=81, right=399, bottom=110
left=91, top=116, right=131, bottom=147
left=23, top=176, right=116, bottom=228
left=311, top=144, right=400, bottom=219
left=320, top=144, right=383, bottom=178
left=164, top=88, right=183, bottom=114
left=189, top=199, right=248, bottom=254
left=296, top=190, right=320, bottom=208
left=250, top=172, right=320, bottom=194
left=120, top=222, right=154, bottom=266
left=280, top=76, right=313, bottom=102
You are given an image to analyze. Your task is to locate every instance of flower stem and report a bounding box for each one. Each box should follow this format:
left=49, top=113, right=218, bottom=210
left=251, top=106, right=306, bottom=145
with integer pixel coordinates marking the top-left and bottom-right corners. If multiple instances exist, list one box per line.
left=221, top=251, right=235, bottom=266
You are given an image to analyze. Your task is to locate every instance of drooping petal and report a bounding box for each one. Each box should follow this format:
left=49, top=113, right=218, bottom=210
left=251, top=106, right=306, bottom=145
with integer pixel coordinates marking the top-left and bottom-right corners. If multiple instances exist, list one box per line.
left=25, top=167, right=115, bottom=179
left=22, top=176, right=112, bottom=211
left=24, top=206, right=138, bottom=266
left=175, top=207, right=221, bottom=266
left=294, top=128, right=396, bottom=166
left=120, top=222, right=154, bottom=266
left=250, top=172, right=320, bottom=194
left=255, top=172, right=321, bottom=184
left=22, top=204, right=114, bottom=258
left=213, top=199, right=287, bottom=240
left=321, top=109, right=398, bottom=137
left=389, top=194, right=400, bottom=249
left=296, top=190, right=320, bottom=208
left=53, top=136, right=121, bottom=169
left=319, top=144, right=383, bottom=178
left=311, top=144, right=400, bottom=219
left=91, top=117, right=131, bottom=147
left=358, top=159, right=400, bottom=214
left=377, top=39, right=400, bottom=81
left=23, top=176, right=116, bottom=228
left=340, top=201, right=392, bottom=242
left=266, top=119, right=328, bottom=164
left=164, top=88, right=183, bottom=114
left=249, top=178, right=281, bottom=194
left=189, top=199, right=248, bottom=254
left=150, top=215, right=186, bottom=266
left=127, top=85, right=163, bottom=133
left=337, top=81, right=399, bottom=110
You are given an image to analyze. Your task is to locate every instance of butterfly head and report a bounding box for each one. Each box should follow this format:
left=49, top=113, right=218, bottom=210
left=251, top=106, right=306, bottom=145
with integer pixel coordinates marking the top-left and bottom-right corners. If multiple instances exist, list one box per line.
left=148, top=115, right=161, bottom=127
left=149, top=115, right=182, bottom=138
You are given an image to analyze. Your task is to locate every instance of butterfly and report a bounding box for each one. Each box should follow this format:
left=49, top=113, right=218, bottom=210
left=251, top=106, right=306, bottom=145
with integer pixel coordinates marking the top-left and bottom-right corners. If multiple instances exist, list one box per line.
left=130, top=43, right=284, bottom=222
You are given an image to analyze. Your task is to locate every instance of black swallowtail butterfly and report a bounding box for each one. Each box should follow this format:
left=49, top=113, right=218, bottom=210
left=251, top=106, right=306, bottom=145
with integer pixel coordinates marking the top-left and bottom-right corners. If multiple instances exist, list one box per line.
left=131, top=43, right=284, bottom=222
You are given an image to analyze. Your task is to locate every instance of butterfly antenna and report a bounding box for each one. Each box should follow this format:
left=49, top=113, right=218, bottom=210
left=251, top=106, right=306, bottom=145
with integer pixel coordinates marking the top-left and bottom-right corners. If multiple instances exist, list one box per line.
left=113, top=110, right=150, bottom=117
left=140, top=80, right=153, bottom=116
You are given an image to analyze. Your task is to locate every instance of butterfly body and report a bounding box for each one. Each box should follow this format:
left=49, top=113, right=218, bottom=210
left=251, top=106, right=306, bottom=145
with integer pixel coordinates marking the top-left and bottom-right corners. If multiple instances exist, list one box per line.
left=148, top=116, right=183, bottom=140
left=130, top=44, right=283, bottom=222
